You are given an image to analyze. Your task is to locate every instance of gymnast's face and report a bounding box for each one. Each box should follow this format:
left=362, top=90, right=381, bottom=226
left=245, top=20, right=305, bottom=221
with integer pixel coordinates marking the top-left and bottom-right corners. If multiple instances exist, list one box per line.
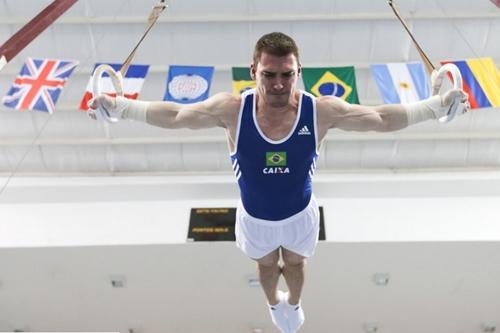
left=252, top=52, right=301, bottom=108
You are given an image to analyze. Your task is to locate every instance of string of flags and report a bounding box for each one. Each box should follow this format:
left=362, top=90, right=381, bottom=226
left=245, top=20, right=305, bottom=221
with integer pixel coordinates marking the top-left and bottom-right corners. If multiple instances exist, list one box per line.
left=1, top=56, right=499, bottom=114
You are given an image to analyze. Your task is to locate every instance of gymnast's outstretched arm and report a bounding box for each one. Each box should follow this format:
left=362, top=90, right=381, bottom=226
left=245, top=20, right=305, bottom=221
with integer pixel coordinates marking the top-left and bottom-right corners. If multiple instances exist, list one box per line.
left=316, top=88, right=470, bottom=134
left=89, top=92, right=241, bottom=130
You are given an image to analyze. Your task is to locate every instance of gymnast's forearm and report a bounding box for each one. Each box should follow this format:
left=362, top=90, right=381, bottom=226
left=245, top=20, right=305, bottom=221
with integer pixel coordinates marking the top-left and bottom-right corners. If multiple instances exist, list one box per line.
left=346, top=103, right=441, bottom=132
left=117, top=97, right=182, bottom=128
left=377, top=94, right=457, bottom=131
left=120, top=97, right=221, bottom=129
left=378, top=91, right=469, bottom=131
left=145, top=101, right=184, bottom=128
left=373, top=104, right=408, bottom=132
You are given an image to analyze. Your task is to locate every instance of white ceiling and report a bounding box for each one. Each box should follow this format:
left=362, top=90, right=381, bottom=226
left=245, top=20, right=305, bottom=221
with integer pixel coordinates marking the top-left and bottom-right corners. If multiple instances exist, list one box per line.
left=0, top=0, right=499, bottom=175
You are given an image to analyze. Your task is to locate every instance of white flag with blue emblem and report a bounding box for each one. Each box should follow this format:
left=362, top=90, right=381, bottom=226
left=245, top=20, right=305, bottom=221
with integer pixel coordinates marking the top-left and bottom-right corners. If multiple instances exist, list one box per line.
left=370, top=62, right=430, bottom=104
left=164, top=65, right=214, bottom=104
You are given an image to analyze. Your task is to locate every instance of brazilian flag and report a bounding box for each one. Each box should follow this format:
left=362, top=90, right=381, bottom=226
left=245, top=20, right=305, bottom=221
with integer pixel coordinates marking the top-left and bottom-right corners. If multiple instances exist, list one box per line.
left=266, top=152, right=287, bottom=167
left=302, top=67, right=360, bottom=104
left=232, top=67, right=256, bottom=95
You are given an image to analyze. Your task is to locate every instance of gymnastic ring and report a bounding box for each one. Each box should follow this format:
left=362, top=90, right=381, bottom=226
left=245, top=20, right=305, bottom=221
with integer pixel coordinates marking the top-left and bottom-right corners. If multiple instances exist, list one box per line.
left=431, top=63, right=464, bottom=123
left=91, top=64, right=124, bottom=123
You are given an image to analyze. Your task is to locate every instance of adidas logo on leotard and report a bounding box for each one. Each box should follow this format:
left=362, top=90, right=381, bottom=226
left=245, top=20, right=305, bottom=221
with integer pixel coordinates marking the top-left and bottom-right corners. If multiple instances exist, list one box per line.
left=298, top=125, right=311, bottom=135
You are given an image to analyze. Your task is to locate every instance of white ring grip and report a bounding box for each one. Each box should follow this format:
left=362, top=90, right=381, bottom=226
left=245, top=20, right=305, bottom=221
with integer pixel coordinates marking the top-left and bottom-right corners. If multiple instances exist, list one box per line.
left=431, top=63, right=464, bottom=123
left=91, top=64, right=124, bottom=123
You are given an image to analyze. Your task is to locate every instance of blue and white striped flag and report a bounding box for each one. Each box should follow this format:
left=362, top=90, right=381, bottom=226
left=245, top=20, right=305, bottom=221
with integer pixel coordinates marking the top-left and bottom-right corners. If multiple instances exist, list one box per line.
left=164, top=65, right=214, bottom=104
left=370, top=62, right=430, bottom=104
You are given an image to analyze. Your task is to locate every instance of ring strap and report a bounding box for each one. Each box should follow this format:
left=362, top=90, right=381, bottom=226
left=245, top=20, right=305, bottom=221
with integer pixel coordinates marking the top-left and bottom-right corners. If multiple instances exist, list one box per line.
left=120, top=0, right=167, bottom=76
left=388, top=0, right=436, bottom=75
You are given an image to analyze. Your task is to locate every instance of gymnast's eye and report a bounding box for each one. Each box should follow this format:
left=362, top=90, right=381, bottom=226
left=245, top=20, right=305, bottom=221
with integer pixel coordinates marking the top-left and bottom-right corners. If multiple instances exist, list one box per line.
left=262, top=72, right=276, bottom=78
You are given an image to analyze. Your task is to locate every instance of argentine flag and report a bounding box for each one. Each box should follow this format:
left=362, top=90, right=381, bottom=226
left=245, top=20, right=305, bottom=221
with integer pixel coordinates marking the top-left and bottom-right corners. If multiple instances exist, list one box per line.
left=371, top=62, right=430, bottom=104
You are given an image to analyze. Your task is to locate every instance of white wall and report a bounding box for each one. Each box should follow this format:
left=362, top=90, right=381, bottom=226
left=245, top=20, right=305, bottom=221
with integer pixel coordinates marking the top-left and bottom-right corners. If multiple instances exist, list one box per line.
left=2, top=172, right=500, bottom=247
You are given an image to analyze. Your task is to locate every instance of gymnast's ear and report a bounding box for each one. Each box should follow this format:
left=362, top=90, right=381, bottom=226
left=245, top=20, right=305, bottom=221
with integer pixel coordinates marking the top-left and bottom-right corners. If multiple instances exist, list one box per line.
left=250, top=63, right=257, bottom=80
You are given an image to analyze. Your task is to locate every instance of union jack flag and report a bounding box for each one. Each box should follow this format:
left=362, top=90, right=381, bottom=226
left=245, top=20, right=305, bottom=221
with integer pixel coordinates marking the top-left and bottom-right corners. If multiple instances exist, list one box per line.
left=2, top=57, right=78, bottom=113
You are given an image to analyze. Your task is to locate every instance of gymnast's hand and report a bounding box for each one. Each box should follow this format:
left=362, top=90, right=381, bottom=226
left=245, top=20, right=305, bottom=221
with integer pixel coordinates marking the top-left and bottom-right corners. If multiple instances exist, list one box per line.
left=437, top=88, right=470, bottom=119
left=87, top=94, right=123, bottom=121
left=88, top=94, right=150, bottom=123
left=404, top=88, right=470, bottom=126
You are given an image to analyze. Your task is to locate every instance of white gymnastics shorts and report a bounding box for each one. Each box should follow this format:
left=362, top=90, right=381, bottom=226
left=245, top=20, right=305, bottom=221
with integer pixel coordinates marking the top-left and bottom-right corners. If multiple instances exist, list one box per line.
left=235, top=195, right=320, bottom=260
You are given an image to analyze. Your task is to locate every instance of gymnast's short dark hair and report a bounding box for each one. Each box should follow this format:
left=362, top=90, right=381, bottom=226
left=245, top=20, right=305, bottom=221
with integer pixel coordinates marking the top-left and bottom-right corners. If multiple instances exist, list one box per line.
left=253, top=32, right=300, bottom=64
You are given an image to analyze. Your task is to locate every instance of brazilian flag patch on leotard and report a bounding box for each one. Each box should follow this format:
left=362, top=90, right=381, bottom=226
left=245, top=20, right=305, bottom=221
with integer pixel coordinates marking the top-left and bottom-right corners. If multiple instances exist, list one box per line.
left=266, top=152, right=287, bottom=167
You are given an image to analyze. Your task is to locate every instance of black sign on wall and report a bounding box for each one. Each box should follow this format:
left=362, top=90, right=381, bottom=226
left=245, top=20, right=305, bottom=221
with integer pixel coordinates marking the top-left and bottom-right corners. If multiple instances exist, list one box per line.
left=188, top=207, right=326, bottom=242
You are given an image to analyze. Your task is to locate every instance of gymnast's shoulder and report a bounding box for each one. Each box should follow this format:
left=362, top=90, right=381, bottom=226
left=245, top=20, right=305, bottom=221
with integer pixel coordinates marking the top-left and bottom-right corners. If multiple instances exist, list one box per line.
left=199, top=92, right=241, bottom=113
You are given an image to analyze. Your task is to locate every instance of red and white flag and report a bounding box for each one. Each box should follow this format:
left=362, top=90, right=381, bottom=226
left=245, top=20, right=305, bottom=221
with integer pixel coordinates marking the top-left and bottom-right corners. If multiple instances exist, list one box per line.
left=79, top=63, right=149, bottom=110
